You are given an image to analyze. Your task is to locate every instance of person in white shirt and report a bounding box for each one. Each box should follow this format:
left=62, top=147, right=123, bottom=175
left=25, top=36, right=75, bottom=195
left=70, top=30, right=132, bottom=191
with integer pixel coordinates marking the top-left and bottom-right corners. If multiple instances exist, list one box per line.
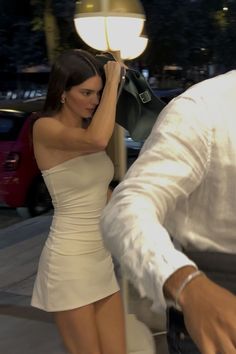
left=100, top=70, right=236, bottom=354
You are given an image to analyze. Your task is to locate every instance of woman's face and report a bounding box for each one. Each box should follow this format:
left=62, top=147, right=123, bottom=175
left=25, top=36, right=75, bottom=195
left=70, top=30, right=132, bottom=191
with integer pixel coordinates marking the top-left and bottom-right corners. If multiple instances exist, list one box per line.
left=63, top=75, right=103, bottom=119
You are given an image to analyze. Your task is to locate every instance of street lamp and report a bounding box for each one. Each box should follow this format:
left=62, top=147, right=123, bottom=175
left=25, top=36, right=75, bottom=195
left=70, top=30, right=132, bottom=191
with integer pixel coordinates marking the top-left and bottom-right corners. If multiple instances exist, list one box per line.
left=74, top=0, right=148, bottom=59
left=74, top=1, right=151, bottom=331
left=74, top=0, right=148, bottom=178
left=73, top=0, right=149, bottom=180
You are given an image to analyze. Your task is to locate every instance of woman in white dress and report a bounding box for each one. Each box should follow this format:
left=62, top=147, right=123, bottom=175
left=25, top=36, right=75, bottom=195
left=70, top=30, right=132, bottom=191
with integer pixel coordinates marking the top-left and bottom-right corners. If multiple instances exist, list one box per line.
left=31, top=49, right=127, bottom=354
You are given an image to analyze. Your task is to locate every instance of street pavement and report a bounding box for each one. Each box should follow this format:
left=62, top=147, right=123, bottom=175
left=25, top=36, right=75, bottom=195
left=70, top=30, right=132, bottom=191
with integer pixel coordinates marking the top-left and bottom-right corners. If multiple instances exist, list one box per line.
left=0, top=207, right=24, bottom=229
left=0, top=214, right=169, bottom=354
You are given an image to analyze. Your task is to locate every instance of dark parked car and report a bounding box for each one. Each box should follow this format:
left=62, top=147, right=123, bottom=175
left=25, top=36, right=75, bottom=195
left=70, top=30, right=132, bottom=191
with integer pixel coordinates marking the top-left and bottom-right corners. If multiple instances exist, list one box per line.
left=0, top=98, right=52, bottom=216
left=153, top=87, right=184, bottom=103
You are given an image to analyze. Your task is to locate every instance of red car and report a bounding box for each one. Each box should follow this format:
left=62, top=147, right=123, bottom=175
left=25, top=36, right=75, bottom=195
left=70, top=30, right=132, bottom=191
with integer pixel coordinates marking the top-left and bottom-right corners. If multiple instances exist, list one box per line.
left=0, top=98, right=52, bottom=216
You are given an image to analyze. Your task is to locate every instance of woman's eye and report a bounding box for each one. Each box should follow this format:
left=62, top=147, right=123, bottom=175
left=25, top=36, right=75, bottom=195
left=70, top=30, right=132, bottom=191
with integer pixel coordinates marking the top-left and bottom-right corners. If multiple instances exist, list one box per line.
left=82, top=91, right=90, bottom=96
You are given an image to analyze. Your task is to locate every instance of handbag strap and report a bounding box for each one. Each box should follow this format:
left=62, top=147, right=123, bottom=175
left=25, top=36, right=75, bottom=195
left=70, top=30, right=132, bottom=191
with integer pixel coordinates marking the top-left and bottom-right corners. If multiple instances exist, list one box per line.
left=117, top=67, right=126, bottom=102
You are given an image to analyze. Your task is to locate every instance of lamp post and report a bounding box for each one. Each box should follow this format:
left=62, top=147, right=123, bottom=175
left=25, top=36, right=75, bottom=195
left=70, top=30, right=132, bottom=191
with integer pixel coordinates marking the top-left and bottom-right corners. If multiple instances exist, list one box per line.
left=73, top=0, right=150, bottom=326
left=74, top=0, right=148, bottom=181
left=73, top=0, right=148, bottom=181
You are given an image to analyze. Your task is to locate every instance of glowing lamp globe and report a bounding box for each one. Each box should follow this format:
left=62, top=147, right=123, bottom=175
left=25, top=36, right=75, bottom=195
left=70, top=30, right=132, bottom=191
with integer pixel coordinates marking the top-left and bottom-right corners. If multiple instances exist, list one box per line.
left=74, top=0, right=148, bottom=59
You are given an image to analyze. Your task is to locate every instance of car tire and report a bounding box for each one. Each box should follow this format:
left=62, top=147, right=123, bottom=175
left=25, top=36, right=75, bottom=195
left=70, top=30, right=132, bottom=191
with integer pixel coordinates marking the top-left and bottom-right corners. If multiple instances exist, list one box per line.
left=27, top=176, right=53, bottom=217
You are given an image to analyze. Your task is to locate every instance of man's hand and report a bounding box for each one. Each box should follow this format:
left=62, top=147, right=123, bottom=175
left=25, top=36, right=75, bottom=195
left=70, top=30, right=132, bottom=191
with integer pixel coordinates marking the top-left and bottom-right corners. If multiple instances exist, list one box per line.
left=164, top=266, right=236, bottom=353
left=180, top=275, right=236, bottom=354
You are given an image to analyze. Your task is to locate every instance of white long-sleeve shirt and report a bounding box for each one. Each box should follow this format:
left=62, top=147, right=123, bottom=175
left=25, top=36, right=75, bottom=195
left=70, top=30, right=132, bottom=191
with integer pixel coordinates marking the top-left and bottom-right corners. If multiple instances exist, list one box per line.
left=100, top=70, right=236, bottom=312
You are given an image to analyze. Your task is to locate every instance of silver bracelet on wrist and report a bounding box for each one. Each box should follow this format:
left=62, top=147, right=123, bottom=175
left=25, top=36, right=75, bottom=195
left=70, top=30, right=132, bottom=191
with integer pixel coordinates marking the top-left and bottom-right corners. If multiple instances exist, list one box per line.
left=175, top=269, right=204, bottom=311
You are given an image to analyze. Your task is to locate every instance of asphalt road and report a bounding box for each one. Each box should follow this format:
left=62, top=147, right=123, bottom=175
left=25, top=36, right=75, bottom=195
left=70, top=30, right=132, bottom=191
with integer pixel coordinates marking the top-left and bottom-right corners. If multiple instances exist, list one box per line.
left=0, top=207, right=28, bottom=229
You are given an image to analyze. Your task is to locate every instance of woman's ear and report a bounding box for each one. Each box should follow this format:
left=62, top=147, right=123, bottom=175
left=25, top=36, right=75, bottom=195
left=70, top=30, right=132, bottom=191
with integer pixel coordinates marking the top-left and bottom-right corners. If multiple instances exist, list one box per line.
left=61, top=94, right=66, bottom=104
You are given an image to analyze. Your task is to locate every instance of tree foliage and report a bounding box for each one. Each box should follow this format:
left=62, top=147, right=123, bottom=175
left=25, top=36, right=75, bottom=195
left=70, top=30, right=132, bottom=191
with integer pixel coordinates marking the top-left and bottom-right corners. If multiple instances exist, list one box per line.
left=140, top=0, right=236, bottom=71
left=1, top=0, right=236, bottom=72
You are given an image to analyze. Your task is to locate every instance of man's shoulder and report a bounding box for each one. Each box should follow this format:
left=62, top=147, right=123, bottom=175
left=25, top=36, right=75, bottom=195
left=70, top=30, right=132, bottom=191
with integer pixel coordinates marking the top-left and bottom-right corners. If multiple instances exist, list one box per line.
left=180, top=70, right=236, bottom=102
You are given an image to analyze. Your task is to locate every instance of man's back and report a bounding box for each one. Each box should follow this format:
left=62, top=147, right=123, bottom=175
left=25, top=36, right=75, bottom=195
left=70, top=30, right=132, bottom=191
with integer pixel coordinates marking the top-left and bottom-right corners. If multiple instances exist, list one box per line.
left=100, top=70, right=236, bottom=353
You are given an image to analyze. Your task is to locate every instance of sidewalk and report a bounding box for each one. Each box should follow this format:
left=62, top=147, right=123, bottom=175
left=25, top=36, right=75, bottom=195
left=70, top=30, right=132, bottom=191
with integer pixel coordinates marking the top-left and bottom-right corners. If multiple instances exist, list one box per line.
left=0, top=215, right=168, bottom=354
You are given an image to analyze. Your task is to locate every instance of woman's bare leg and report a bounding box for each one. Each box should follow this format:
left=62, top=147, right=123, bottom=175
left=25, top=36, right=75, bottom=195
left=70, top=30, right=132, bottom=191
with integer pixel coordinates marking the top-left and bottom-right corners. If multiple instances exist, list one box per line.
left=54, top=303, right=101, bottom=354
left=54, top=291, right=127, bottom=354
left=95, top=291, right=127, bottom=354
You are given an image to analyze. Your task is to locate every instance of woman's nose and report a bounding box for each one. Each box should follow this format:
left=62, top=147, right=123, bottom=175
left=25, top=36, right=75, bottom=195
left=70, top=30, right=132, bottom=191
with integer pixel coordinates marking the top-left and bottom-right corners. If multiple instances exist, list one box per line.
left=91, top=93, right=100, bottom=105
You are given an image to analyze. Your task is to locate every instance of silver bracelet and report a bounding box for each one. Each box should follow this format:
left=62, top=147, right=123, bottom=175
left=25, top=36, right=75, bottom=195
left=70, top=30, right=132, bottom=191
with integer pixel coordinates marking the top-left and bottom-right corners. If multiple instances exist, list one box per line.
left=175, top=269, right=204, bottom=311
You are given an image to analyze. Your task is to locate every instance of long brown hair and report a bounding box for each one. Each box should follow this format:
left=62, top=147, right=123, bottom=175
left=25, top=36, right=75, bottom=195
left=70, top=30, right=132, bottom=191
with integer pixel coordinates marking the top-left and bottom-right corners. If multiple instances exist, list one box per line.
left=43, top=49, right=104, bottom=117
left=30, top=49, right=104, bottom=139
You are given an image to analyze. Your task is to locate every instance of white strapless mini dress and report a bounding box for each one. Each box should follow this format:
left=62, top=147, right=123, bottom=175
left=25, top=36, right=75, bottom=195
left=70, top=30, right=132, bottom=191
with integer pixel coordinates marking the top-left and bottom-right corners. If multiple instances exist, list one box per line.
left=31, top=151, right=119, bottom=311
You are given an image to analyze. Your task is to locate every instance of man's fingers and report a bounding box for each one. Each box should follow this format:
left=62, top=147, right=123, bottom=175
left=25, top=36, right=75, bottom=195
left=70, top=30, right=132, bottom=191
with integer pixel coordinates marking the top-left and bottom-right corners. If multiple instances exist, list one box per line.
left=201, top=335, right=236, bottom=354
left=202, top=346, right=215, bottom=354
left=232, top=325, right=236, bottom=348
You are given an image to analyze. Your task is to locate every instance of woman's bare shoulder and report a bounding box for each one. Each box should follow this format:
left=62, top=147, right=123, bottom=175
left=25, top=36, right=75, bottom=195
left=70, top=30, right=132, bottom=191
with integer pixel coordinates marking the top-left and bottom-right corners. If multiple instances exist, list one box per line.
left=33, top=116, right=61, bottom=132
left=34, top=115, right=58, bottom=126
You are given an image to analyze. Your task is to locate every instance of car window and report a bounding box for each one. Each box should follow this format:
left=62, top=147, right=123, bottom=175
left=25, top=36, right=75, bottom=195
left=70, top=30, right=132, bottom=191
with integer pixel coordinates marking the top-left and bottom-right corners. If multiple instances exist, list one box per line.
left=0, top=112, right=27, bottom=141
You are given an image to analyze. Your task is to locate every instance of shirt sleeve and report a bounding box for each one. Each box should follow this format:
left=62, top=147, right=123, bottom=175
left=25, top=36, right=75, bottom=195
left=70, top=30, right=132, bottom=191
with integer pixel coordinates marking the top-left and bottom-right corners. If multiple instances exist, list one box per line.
left=100, top=95, right=213, bottom=312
